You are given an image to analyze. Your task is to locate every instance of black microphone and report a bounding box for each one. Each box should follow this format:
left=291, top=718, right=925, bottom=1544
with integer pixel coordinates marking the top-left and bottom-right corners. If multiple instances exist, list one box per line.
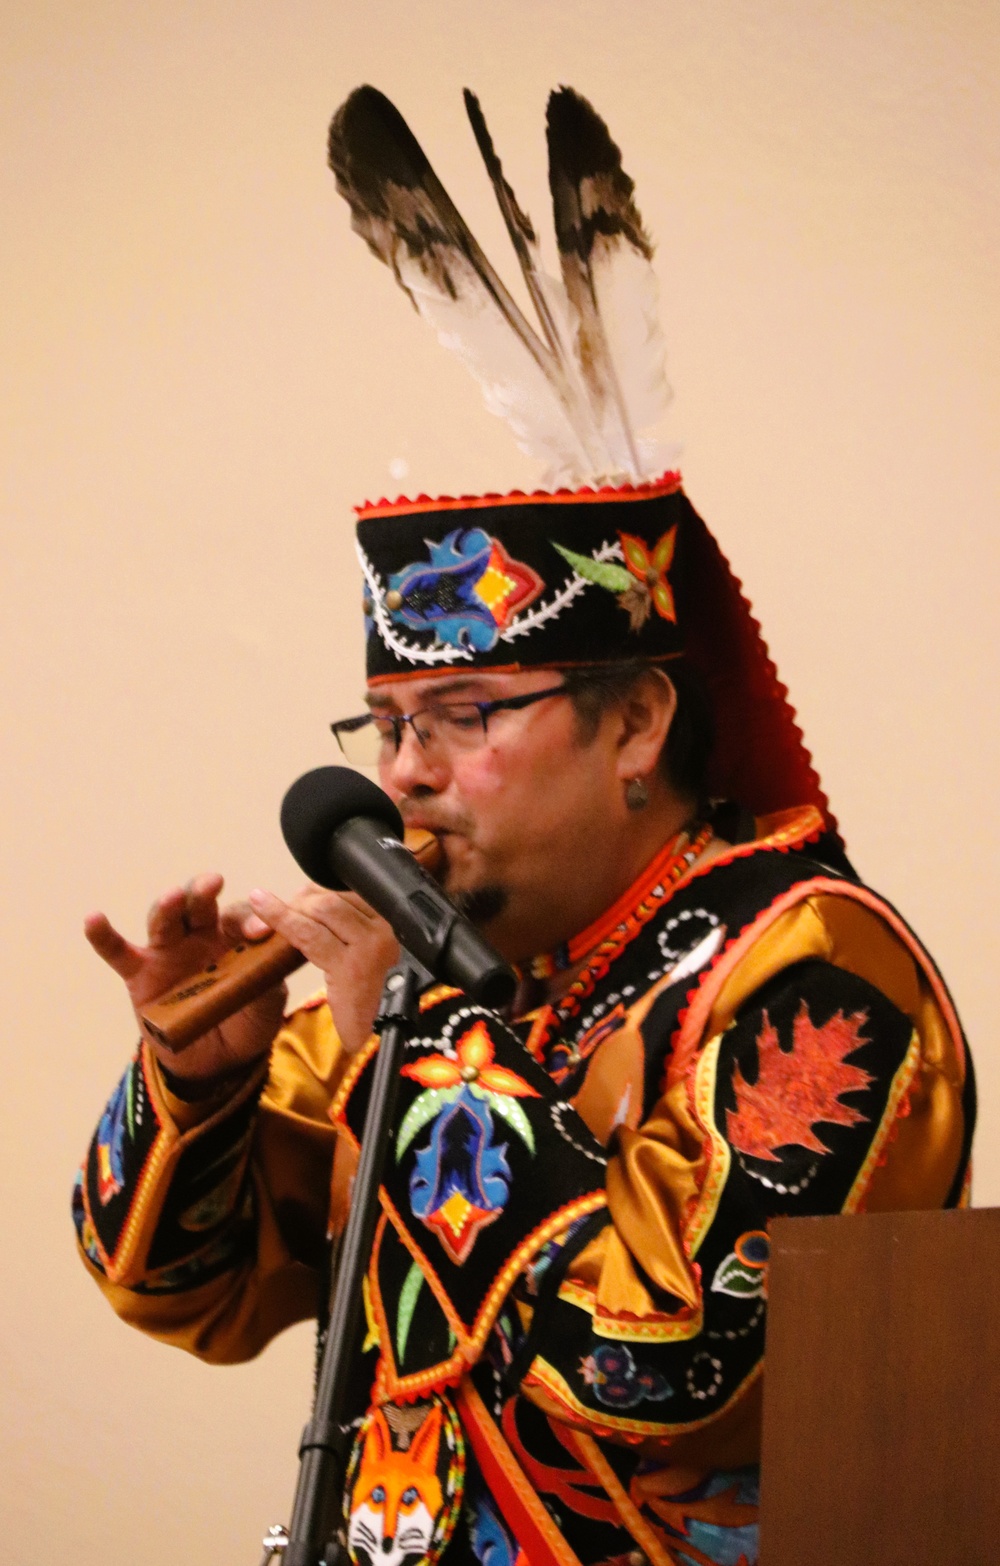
left=280, top=766, right=516, bottom=1011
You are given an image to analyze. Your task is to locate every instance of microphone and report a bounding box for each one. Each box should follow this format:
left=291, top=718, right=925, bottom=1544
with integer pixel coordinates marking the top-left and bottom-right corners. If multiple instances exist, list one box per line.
left=280, top=766, right=516, bottom=1010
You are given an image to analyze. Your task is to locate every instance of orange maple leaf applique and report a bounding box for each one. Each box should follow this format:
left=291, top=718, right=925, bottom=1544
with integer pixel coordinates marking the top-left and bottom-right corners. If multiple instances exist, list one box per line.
left=726, top=1001, right=873, bottom=1162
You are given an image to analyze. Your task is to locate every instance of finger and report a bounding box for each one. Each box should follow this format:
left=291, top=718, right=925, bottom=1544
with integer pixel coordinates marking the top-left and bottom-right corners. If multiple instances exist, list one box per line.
left=147, top=886, right=189, bottom=947
left=335, top=891, right=380, bottom=922
left=219, top=898, right=273, bottom=944
left=181, top=872, right=225, bottom=935
left=83, top=911, right=145, bottom=981
left=288, top=888, right=384, bottom=944
left=293, top=882, right=379, bottom=923
left=248, top=888, right=350, bottom=961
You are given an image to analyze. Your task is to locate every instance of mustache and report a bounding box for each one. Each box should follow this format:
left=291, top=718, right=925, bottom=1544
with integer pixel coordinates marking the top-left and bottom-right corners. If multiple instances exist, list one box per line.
left=398, top=801, right=474, bottom=837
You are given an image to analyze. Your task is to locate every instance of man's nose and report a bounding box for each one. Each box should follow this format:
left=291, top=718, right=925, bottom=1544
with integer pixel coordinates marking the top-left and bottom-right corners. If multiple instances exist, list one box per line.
left=383, top=722, right=449, bottom=795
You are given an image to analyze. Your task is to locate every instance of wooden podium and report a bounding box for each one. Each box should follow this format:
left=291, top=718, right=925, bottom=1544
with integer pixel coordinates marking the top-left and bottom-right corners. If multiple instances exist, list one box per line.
left=758, top=1207, right=1000, bottom=1564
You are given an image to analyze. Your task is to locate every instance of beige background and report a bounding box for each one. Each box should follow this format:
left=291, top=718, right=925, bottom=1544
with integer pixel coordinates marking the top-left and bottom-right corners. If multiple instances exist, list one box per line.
left=2, top=1, right=996, bottom=1560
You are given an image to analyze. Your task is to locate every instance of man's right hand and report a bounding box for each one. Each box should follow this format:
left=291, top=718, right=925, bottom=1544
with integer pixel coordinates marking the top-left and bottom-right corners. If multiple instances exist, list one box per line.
left=84, top=872, right=287, bottom=1087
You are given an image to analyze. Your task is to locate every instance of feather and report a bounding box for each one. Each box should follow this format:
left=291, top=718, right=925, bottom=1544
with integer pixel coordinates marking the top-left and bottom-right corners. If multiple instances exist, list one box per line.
left=328, top=86, right=602, bottom=482
left=462, top=89, right=603, bottom=470
left=462, top=93, right=568, bottom=372
left=546, top=87, right=671, bottom=479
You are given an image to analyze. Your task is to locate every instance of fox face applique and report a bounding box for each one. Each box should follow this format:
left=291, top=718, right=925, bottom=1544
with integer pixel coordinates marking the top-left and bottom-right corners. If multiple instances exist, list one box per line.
left=345, top=1397, right=465, bottom=1566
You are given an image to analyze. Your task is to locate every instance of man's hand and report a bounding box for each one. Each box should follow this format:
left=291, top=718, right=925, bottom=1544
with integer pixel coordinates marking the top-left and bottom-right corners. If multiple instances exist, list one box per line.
left=247, top=885, right=400, bottom=1057
left=84, top=873, right=288, bottom=1085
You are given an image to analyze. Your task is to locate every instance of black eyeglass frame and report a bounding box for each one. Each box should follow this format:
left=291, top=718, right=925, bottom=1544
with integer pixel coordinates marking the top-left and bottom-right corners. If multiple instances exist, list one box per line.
left=330, top=683, right=570, bottom=755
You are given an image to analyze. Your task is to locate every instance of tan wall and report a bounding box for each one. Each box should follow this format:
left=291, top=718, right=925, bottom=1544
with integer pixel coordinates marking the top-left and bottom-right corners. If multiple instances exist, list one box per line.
left=2, top=1, right=996, bottom=1559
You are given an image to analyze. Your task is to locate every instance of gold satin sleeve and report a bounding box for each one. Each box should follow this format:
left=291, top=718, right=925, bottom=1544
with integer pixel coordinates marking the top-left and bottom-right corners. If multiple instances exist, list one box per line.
left=79, top=996, right=348, bottom=1363
left=524, top=891, right=968, bottom=1461
left=703, top=893, right=967, bottom=1213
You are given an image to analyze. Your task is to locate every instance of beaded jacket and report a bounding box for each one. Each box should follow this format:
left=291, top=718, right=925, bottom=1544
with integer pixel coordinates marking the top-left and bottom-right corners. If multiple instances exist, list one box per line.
left=75, top=802, right=973, bottom=1566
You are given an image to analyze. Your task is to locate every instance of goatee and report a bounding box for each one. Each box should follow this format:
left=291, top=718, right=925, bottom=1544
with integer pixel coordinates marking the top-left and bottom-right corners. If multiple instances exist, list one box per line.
left=450, top=883, right=508, bottom=927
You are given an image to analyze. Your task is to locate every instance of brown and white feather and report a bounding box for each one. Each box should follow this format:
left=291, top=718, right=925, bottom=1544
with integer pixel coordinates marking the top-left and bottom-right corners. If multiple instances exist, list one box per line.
left=329, top=87, right=598, bottom=482
left=546, top=87, right=672, bottom=480
left=327, top=85, right=672, bottom=488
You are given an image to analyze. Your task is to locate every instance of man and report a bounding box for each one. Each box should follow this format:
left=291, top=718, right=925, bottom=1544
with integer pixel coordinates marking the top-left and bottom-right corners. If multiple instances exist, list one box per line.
left=75, top=91, right=974, bottom=1566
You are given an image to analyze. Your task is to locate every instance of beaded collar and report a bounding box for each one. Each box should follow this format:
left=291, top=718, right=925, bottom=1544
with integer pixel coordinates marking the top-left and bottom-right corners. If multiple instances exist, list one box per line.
left=519, top=822, right=714, bottom=1072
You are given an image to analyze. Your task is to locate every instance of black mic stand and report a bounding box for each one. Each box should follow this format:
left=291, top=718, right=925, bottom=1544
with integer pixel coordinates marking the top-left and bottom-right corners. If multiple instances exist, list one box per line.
left=259, top=952, right=431, bottom=1566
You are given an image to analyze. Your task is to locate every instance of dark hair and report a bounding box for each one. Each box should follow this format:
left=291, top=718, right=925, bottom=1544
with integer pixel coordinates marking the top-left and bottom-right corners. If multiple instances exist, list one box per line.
left=561, top=659, right=714, bottom=807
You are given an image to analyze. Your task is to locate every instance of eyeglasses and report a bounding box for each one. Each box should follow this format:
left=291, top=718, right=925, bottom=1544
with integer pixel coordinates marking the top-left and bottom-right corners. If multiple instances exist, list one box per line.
left=330, top=684, right=570, bottom=766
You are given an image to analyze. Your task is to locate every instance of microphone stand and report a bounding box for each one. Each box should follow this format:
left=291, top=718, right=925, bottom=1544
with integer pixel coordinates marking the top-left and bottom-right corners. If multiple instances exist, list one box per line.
left=260, top=952, right=431, bottom=1566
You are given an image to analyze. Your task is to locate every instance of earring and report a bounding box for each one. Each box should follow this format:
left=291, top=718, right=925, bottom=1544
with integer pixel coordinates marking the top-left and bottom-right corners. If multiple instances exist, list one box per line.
left=625, top=776, right=649, bottom=811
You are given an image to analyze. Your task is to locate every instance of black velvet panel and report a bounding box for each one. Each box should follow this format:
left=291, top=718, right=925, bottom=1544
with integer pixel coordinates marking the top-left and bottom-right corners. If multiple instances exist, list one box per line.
left=338, top=995, right=607, bottom=1358
left=84, top=1048, right=162, bottom=1272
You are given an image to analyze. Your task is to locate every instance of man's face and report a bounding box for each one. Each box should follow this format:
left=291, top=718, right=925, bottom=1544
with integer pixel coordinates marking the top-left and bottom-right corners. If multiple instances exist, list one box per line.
left=368, top=667, right=625, bottom=960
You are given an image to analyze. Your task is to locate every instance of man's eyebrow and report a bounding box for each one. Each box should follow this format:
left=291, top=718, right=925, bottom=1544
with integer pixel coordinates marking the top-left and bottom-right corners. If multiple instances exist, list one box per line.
left=364, top=678, right=486, bottom=712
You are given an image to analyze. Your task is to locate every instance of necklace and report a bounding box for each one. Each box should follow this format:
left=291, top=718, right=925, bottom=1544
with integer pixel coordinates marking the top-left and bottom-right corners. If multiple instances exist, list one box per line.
left=527, top=821, right=714, bottom=984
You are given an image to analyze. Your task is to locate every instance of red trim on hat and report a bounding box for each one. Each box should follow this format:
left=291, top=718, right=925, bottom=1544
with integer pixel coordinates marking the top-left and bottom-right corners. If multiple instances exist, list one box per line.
left=679, top=511, right=837, bottom=839
left=355, top=472, right=683, bottom=520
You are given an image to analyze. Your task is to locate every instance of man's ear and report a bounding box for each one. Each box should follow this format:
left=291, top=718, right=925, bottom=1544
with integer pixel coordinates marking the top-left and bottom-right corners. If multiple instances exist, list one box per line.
left=613, top=670, right=678, bottom=783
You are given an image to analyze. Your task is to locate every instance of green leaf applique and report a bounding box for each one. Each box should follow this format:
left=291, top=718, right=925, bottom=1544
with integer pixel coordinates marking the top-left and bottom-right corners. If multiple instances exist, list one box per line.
left=396, top=1261, right=425, bottom=1363
left=396, top=1086, right=459, bottom=1162
left=552, top=543, right=633, bottom=594
left=711, top=1253, right=766, bottom=1298
left=476, top=1086, right=536, bottom=1154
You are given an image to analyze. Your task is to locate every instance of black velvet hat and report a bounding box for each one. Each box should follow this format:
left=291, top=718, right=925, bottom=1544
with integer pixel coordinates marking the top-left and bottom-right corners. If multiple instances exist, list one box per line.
left=357, top=476, right=686, bottom=677
left=356, top=476, right=834, bottom=830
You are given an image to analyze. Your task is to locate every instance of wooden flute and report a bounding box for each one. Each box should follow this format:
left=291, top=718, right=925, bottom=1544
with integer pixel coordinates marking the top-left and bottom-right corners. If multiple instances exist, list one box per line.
left=138, top=828, right=443, bottom=1052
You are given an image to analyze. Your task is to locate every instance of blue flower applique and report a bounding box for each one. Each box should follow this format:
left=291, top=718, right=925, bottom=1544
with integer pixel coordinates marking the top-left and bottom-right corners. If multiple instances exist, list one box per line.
left=386, top=528, right=543, bottom=652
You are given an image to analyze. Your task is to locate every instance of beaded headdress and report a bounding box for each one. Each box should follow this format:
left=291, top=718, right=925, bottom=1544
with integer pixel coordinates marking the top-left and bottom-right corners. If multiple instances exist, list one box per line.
left=329, top=87, right=832, bottom=829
